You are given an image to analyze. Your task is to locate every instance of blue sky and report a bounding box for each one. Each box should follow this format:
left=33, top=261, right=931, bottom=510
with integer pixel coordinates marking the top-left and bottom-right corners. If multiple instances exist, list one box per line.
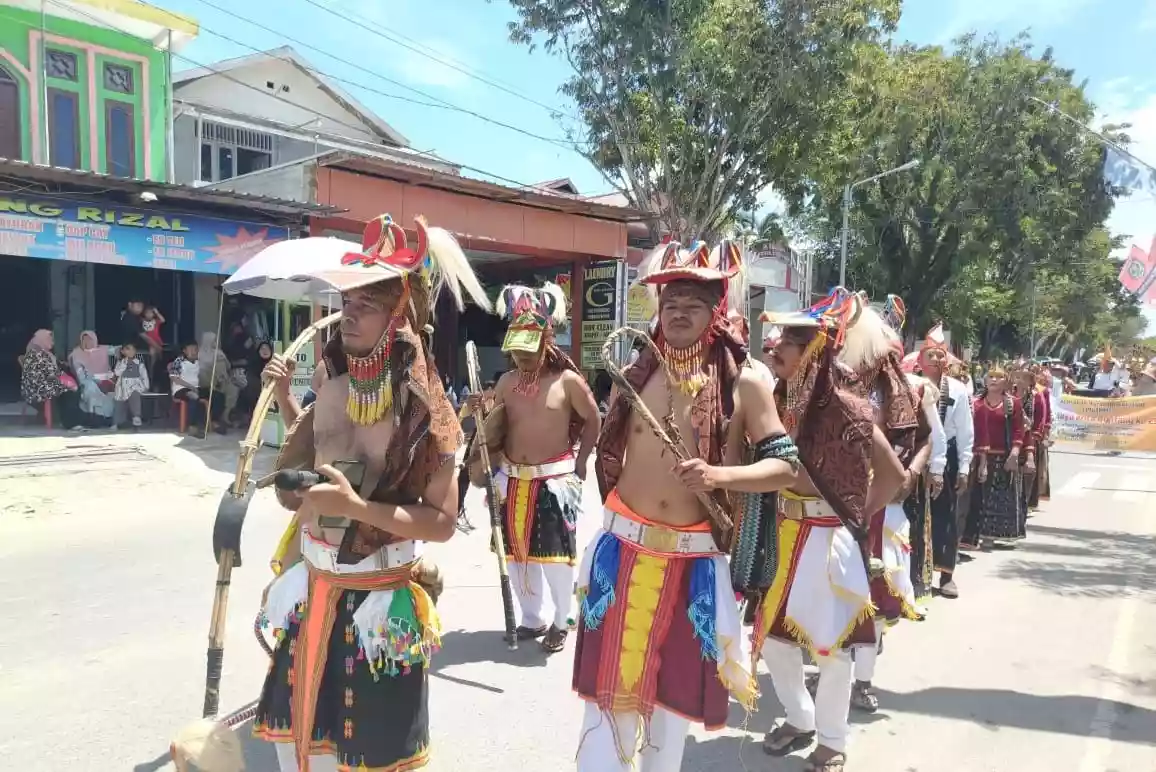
left=164, top=0, right=1156, bottom=261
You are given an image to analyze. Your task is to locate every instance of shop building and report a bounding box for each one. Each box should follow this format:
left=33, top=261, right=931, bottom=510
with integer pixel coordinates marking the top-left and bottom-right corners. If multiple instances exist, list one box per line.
left=0, top=158, right=331, bottom=400
left=0, top=0, right=197, bottom=178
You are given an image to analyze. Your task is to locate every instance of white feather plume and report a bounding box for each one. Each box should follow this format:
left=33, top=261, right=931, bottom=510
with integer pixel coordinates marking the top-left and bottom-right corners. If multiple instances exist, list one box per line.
left=838, top=303, right=899, bottom=374
left=541, top=281, right=568, bottom=324
left=425, top=224, right=492, bottom=313
left=714, top=241, right=749, bottom=318
left=636, top=242, right=681, bottom=304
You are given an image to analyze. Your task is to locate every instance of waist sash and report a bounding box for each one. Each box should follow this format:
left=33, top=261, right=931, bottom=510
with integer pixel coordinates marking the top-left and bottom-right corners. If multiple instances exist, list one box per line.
left=294, top=533, right=421, bottom=771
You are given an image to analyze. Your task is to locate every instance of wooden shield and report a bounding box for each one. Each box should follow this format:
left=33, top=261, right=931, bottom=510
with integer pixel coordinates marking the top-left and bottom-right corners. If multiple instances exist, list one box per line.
left=467, top=403, right=508, bottom=488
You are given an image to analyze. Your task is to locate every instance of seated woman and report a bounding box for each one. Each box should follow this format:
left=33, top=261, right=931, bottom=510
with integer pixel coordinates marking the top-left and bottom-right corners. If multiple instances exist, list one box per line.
left=69, top=330, right=115, bottom=426
left=235, top=340, right=274, bottom=421
left=21, top=329, right=86, bottom=430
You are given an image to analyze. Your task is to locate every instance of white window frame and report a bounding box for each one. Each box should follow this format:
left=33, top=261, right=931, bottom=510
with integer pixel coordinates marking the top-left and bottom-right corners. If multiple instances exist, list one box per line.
left=198, top=120, right=274, bottom=182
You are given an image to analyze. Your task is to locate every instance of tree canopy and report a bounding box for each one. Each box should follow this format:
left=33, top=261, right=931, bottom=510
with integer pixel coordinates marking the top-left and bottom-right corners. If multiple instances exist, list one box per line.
left=504, top=0, right=900, bottom=242
left=792, top=33, right=1144, bottom=356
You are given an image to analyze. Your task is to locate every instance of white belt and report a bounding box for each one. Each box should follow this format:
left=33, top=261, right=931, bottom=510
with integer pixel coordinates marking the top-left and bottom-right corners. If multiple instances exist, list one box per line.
left=500, top=455, right=576, bottom=481
left=602, top=508, right=719, bottom=555
left=301, top=531, right=420, bottom=574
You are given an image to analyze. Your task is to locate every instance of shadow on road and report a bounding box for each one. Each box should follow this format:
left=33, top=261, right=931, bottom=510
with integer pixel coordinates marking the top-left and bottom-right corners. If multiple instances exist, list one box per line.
left=994, top=524, right=1156, bottom=599
left=875, top=685, right=1156, bottom=746
left=433, top=627, right=555, bottom=674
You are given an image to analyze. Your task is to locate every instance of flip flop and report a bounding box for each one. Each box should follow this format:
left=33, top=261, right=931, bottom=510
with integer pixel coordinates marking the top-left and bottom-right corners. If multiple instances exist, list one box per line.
left=516, top=624, right=547, bottom=640
left=804, top=750, right=847, bottom=771
left=763, top=724, right=815, bottom=757
left=541, top=624, right=568, bottom=653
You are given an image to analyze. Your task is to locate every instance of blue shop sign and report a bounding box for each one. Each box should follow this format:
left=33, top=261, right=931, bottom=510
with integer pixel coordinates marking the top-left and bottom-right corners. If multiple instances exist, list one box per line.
left=0, top=193, right=288, bottom=275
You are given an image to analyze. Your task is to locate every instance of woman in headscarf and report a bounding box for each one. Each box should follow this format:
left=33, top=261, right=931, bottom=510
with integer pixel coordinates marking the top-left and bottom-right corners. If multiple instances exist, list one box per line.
left=236, top=339, right=275, bottom=420
left=20, top=329, right=85, bottom=429
left=69, top=331, right=115, bottom=423
left=197, top=331, right=238, bottom=424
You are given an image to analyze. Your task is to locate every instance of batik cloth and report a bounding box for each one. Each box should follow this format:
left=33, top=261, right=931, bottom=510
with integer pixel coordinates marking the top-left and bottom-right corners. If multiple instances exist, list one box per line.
left=500, top=451, right=582, bottom=565
left=573, top=489, right=753, bottom=749
left=753, top=492, right=876, bottom=660
left=962, top=454, right=1024, bottom=544
left=254, top=532, right=441, bottom=772
left=868, top=503, right=921, bottom=623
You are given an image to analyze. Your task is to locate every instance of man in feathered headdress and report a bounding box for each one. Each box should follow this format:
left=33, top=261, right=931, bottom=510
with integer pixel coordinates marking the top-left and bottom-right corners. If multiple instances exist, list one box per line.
left=916, top=323, right=974, bottom=599
left=836, top=295, right=942, bottom=714
left=254, top=214, right=491, bottom=772
left=574, top=240, right=800, bottom=771
left=756, top=291, right=906, bottom=772
left=467, top=281, right=601, bottom=653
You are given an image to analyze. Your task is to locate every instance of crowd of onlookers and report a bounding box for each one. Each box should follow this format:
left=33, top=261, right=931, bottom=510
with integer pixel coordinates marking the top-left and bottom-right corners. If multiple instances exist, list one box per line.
left=18, top=299, right=277, bottom=438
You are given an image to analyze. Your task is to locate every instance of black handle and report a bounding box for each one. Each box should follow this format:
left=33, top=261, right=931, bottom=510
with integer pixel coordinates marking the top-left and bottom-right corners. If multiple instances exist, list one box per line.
left=203, top=646, right=224, bottom=718
left=499, top=573, right=518, bottom=650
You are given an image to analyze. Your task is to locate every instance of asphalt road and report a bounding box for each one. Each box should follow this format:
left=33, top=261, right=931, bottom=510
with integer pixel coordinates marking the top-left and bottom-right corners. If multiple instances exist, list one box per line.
left=0, top=433, right=1153, bottom=772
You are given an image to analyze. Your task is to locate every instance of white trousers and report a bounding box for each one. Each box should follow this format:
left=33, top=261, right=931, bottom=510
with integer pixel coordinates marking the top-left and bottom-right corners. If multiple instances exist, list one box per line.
left=852, top=620, right=886, bottom=683
left=762, top=638, right=854, bottom=753
left=275, top=742, right=338, bottom=772
left=576, top=703, right=691, bottom=772
left=511, top=560, right=574, bottom=629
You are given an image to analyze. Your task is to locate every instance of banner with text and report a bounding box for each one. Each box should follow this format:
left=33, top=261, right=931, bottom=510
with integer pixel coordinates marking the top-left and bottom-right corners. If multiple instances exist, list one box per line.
left=0, top=193, right=288, bottom=275
left=1053, top=392, right=1156, bottom=452
left=580, top=259, right=622, bottom=369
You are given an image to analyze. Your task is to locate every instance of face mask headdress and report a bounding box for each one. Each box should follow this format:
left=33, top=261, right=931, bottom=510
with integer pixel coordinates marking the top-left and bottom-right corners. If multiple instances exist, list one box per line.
left=636, top=238, right=745, bottom=396
left=497, top=282, right=568, bottom=397
left=339, top=213, right=491, bottom=426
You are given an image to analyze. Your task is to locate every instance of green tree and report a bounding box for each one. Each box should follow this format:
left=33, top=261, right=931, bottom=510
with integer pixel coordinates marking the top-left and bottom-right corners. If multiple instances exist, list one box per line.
left=795, top=34, right=1119, bottom=352
left=503, top=0, right=900, bottom=243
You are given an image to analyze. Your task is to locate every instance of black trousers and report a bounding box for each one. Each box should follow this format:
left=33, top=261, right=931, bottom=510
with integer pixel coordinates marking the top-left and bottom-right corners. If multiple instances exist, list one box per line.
left=931, top=439, right=960, bottom=574
left=904, top=481, right=933, bottom=600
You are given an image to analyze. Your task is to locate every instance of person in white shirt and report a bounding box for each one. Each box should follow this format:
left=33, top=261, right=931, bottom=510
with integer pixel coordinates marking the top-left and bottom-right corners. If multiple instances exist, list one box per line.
left=1091, top=361, right=1117, bottom=395
left=916, top=324, right=974, bottom=598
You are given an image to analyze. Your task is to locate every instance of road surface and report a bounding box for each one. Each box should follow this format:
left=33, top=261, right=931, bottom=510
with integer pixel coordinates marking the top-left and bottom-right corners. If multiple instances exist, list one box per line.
left=0, top=432, right=1153, bottom=771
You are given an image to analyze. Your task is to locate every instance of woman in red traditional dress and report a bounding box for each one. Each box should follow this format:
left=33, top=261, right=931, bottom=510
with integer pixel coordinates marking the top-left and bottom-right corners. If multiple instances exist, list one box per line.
left=961, top=366, right=1030, bottom=548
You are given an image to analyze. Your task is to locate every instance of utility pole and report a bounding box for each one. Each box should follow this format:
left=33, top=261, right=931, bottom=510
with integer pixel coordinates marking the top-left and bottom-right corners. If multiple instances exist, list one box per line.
left=839, top=159, right=921, bottom=288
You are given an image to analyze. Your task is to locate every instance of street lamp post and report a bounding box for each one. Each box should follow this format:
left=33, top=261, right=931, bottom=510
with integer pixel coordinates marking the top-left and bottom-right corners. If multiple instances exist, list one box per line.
left=839, top=159, right=921, bottom=287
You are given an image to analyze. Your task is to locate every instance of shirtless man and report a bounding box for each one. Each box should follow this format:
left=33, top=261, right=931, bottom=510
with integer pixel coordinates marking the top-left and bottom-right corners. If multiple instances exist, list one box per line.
left=251, top=213, right=490, bottom=772
left=573, top=240, right=800, bottom=771
left=756, top=293, right=905, bottom=772
left=469, top=281, right=600, bottom=652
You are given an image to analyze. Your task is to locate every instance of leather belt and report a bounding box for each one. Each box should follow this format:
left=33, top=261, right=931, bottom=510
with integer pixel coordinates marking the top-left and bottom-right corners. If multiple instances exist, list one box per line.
left=780, top=496, right=840, bottom=522
left=602, top=509, right=719, bottom=555
left=302, top=531, right=420, bottom=574
left=501, top=455, right=576, bottom=481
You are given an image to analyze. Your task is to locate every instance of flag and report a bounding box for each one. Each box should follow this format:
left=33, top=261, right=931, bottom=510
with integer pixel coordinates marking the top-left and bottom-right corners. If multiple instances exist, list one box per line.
left=1104, top=146, right=1156, bottom=196
left=1118, top=237, right=1156, bottom=304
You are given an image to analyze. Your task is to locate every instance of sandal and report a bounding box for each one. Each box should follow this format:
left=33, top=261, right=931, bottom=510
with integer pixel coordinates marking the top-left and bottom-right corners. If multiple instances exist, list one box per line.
left=850, top=681, right=879, bottom=713
left=763, top=723, right=815, bottom=757
left=804, top=749, right=847, bottom=771
left=541, top=624, right=568, bottom=653
left=516, top=624, right=547, bottom=640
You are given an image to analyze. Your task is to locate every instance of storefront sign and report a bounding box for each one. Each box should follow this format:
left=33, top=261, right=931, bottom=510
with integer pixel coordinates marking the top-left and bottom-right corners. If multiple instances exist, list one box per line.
left=0, top=193, right=288, bottom=275
left=580, top=260, right=621, bottom=369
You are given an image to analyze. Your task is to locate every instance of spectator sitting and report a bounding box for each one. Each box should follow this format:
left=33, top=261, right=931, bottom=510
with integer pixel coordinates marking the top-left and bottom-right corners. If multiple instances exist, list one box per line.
left=69, top=330, right=115, bottom=424
left=113, top=343, right=150, bottom=429
left=20, top=328, right=86, bottom=430
left=198, top=332, right=238, bottom=423
left=169, top=341, right=227, bottom=438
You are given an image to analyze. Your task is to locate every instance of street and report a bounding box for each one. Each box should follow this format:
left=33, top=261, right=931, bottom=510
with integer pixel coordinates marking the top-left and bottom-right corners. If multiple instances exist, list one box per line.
left=0, top=433, right=1153, bottom=772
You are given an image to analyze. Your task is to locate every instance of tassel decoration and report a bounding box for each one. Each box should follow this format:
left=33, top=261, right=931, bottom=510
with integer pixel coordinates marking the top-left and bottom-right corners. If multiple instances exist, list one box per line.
left=346, top=324, right=397, bottom=426
left=658, top=337, right=709, bottom=396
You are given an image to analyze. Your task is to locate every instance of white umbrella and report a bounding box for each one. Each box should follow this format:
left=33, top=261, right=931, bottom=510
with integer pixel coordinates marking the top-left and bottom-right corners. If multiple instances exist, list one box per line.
left=221, top=237, right=361, bottom=301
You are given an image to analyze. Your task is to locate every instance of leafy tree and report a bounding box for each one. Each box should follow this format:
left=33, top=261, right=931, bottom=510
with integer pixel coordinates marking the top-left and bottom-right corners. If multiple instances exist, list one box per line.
left=503, top=0, right=900, bottom=243
left=795, top=33, right=1121, bottom=353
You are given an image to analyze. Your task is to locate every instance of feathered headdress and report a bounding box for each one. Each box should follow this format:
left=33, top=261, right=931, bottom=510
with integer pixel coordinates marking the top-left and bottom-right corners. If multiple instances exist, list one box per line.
left=839, top=300, right=901, bottom=376
left=337, top=214, right=492, bottom=315
left=636, top=239, right=744, bottom=309
left=497, top=281, right=567, bottom=354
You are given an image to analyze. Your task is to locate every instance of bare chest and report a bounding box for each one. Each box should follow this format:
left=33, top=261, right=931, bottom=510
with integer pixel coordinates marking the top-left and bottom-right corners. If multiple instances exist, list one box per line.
left=312, top=374, right=392, bottom=489
left=503, top=372, right=569, bottom=425
left=626, top=374, right=697, bottom=459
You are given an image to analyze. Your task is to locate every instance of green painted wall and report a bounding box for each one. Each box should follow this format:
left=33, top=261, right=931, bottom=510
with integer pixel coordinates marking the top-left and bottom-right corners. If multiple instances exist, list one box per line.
left=0, top=4, right=169, bottom=180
